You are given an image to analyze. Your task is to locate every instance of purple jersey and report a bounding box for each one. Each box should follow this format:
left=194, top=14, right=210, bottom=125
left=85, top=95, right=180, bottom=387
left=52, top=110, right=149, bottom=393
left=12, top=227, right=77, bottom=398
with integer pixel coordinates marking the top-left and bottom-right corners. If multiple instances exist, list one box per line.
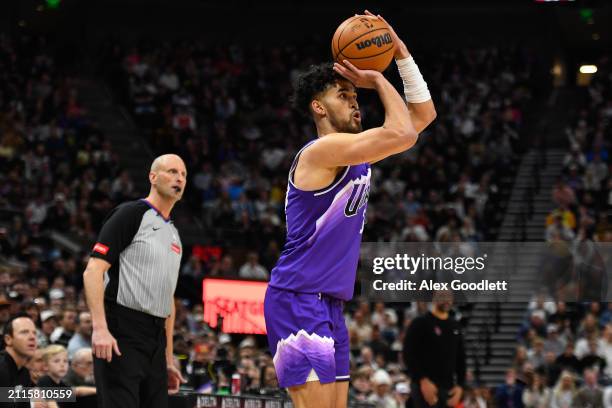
left=269, top=140, right=371, bottom=301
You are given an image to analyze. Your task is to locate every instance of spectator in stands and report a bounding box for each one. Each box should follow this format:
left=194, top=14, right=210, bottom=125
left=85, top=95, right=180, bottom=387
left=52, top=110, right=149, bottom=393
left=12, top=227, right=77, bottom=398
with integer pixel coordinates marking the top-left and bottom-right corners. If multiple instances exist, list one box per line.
left=495, top=368, right=524, bottom=408
left=369, top=325, right=392, bottom=365
left=577, top=314, right=600, bottom=347
left=209, top=255, right=237, bottom=277
left=548, top=302, right=576, bottom=334
left=350, top=310, right=373, bottom=348
left=64, top=348, right=97, bottom=396
left=579, top=337, right=606, bottom=373
left=0, top=315, right=37, bottom=390
left=368, top=369, right=396, bottom=408
left=599, top=324, right=612, bottom=378
left=522, top=372, right=549, bottom=408
left=349, top=367, right=372, bottom=402
left=527, top=338, right=546, bottom=369
left=27, top=348, right=46, bottom=384
left=549, top=370, right=576, bottom=408
left=393, top=382, right=410, bottom=408
left=37, top=309, right=57, bottom=348
left=37, top=344, right=71, bottom=408
left=358, top=346, right=378, bottom=371
left=572, top=368, right=603, bottom=408
left=553, top=178, right=577, bottom=208
left=544, top=324, right=566, bottom=357
left=238, top=252, right=269, bottom=280
left=260, top=364, right=281, bottom=397
left=563, top=145, right=587, bottom=174
left=541, top=351, right=562, bottom=387
left=67, top=311, right=92, bottom=359
left=186, top=342, right=216, bottom=393
left=463, top=388, right=487, bottom=408
left=556, top=343, right=581, bottom=374
left=50, top=307, right=77, bottom=348
left=546, top=212, right=575, bottom=242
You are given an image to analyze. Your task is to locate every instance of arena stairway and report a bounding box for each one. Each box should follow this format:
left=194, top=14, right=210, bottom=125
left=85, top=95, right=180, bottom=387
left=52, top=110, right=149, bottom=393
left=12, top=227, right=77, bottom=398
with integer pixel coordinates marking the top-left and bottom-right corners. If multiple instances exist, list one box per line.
left=463, top=148, right=567, bottom=386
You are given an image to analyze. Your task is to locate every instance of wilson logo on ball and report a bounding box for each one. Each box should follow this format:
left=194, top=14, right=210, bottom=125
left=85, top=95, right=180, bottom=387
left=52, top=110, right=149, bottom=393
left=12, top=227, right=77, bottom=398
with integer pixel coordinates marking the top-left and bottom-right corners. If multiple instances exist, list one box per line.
left=355, top=33, right=393, bottom=50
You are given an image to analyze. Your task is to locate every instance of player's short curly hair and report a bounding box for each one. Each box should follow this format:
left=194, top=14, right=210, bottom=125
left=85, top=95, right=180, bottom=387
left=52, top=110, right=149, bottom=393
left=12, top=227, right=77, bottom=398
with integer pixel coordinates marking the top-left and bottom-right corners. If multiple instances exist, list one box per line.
left=291, top=63, right=346, bottom=117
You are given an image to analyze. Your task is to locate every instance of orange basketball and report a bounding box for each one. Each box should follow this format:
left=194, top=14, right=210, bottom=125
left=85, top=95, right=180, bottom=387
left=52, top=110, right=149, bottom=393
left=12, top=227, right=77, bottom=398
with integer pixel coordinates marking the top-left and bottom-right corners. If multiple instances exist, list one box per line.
left=331, top=15, right=395, bottom=72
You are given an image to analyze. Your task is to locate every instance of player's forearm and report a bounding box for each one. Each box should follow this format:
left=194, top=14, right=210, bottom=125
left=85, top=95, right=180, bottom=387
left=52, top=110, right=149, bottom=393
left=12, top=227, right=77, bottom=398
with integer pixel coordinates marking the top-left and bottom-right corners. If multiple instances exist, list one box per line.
left=375, top=77, right=416, bottom=138
left=407, top=100, right=437, bottom=132
left=83, top=263, right=108, bottom=330
left=165, top=300, right=176, bottom=363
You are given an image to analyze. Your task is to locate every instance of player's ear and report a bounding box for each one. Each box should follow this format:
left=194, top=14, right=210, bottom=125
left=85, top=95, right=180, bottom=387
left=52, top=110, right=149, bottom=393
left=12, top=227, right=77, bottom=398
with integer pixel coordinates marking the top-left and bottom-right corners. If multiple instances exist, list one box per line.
left=311, top=99, right=326, bottom=117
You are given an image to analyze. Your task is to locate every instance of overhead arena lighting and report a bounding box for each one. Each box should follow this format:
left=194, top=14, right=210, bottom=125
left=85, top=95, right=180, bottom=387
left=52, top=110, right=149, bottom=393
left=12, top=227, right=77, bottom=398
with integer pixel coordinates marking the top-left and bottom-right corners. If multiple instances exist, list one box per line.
left=579, top=65, right=598, bottom=74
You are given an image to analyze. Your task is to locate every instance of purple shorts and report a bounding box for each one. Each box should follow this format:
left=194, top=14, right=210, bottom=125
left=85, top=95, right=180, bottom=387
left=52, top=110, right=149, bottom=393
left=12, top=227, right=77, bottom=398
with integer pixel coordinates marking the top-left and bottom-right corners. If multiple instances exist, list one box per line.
left=264, top=286, right=350, bottom=388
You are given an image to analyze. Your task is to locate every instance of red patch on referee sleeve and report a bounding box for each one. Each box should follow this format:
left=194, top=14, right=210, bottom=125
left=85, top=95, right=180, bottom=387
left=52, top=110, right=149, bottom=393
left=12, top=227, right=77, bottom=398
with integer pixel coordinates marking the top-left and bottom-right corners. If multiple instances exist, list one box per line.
left=93, top=243, right=109, bottom=255
left=171, top=243, right=181, bottom=254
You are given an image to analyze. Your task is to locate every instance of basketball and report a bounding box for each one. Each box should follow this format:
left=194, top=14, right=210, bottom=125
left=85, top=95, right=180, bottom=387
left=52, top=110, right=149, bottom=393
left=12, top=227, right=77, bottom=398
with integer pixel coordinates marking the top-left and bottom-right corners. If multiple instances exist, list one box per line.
left=332, top=15, right=395, bottom=72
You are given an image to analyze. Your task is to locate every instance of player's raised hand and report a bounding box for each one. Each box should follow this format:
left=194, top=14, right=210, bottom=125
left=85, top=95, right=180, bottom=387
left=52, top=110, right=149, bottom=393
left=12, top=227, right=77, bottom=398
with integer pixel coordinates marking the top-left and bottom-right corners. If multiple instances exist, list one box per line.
left=362, top=10, right=410, bottom=60
left=333, top=60, right=383, bottom=89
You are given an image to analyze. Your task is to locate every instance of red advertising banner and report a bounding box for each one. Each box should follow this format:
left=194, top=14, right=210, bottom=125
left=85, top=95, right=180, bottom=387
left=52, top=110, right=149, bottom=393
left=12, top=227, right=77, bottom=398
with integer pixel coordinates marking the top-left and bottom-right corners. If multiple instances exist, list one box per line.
left=202, top=279, right=267, bottom=334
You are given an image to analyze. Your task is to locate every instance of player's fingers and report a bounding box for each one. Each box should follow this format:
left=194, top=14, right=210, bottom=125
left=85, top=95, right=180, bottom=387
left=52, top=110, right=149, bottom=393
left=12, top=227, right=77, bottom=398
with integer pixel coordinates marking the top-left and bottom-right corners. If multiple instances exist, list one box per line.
left=333, top=63, right=353, bottom=79
left=342, top=59, right=360, bottom=73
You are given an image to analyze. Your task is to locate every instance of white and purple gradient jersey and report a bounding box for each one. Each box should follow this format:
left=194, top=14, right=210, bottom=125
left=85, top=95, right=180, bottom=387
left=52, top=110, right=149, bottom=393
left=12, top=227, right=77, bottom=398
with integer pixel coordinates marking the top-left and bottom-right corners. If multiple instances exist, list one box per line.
left=269, top=140, right=371, bottom=301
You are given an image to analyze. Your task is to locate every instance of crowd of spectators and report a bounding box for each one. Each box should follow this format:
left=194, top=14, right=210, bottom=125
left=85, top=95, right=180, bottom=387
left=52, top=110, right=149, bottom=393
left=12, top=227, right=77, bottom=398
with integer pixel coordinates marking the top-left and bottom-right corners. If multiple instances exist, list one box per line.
left=546, top=54, right=611, bottom=245
left=504, top=300, right=612, bottom=407
left=102, top=40, right=536, bottom=258
left=0, top=32, right=139, bottom=267
left=502, top=54, right=612, bottom=408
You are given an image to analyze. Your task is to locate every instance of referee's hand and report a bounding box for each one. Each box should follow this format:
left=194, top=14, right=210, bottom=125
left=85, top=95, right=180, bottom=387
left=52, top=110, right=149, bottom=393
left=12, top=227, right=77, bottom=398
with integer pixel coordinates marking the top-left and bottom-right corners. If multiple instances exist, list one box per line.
left=420, top=377, right=438, bottom=406
left=92, top=327, right=122, bottom=362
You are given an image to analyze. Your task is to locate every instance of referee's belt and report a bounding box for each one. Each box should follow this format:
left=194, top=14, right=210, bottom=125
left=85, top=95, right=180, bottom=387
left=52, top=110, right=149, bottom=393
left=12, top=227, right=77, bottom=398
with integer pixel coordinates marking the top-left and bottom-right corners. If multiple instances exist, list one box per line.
left=105, top=301, right=166, bottom=327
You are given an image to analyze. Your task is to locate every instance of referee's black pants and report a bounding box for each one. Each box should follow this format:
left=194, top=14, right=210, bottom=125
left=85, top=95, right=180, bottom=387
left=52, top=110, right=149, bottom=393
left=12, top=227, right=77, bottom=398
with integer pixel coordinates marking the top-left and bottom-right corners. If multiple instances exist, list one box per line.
left=94, top=302, right=168, bottom=408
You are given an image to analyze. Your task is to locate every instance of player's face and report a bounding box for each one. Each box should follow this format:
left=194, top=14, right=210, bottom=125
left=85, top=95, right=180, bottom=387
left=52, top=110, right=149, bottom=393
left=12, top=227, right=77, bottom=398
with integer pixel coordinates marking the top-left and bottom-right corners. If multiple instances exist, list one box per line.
left=153, top=157, right=187, bottom=201
left=322, top=81, right=362, bottom=133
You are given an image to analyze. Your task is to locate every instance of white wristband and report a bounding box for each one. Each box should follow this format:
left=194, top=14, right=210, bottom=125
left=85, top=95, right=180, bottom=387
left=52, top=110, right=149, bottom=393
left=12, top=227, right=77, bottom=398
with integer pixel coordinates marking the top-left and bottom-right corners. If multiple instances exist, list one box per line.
left=396, top=56, right=431, bottom=103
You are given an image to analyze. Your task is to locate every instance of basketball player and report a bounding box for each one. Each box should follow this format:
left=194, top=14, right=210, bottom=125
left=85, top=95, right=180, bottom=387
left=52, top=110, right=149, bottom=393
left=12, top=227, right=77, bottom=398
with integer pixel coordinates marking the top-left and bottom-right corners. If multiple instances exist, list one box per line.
left=264, top=11, right=436, bottom=408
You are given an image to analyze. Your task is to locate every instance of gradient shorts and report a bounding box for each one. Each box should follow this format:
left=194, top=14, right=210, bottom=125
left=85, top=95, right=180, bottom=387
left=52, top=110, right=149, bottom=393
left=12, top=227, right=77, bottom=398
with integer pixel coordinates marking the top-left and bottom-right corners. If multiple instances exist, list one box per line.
left=264, top=286, right=350, bottom=388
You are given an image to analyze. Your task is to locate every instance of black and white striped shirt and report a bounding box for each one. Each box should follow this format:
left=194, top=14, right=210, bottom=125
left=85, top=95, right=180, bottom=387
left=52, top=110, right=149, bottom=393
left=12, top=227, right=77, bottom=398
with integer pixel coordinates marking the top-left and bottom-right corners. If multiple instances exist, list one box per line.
left=90, top=199, right=182, bottom=318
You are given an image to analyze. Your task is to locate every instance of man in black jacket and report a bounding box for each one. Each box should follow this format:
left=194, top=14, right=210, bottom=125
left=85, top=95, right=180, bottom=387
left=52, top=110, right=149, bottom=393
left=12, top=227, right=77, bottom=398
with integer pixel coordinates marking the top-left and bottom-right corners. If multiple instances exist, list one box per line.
left=0, top=315, right=37, bottom=408
left=403, top=291, right=466, bottom=408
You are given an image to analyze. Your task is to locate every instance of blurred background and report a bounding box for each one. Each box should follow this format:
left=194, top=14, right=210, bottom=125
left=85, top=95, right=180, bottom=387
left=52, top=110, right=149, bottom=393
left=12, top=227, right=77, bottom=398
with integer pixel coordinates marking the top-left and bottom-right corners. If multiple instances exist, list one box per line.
left=0, top=0, right=611, bottom=406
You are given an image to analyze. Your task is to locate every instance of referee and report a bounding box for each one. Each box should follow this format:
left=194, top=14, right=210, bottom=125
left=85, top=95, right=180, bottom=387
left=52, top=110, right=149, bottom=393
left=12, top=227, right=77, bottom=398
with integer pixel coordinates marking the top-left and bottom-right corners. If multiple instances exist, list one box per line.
left=83, top=154, right=187, bottom=408
left=403, top=290, right=466, bottom=408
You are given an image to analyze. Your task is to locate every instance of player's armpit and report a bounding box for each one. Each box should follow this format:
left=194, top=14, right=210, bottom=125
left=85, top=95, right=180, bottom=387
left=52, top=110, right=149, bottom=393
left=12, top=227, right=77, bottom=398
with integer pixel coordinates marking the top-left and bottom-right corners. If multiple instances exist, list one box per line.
left=302, top=126, right=417, bottom=168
